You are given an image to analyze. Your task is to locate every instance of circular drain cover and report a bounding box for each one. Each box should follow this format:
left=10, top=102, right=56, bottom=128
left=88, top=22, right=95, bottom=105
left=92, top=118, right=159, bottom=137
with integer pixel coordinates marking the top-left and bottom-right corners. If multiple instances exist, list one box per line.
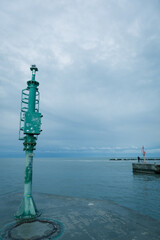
left=0, top=218, right=63, bottom=240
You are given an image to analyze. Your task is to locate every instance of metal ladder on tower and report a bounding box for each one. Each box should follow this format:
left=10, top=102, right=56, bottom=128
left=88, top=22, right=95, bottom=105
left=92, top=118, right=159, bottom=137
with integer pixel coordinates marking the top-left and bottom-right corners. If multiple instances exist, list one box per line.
left=19, top=88, right=40, bottom=140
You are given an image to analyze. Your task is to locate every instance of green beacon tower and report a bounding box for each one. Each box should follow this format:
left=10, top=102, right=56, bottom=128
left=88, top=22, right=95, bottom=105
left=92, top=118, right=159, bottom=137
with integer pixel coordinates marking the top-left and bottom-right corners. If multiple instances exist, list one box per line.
left=15, top=65, right=42, bottom=220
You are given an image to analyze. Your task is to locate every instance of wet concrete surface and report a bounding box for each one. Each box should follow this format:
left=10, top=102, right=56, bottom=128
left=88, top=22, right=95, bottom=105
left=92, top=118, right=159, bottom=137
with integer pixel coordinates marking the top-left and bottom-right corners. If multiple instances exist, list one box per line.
left=10, top=221, right=52, bottom=239
left=0, top=218, right=62, bottom=240
left=0, top=192, right=160, bottom=240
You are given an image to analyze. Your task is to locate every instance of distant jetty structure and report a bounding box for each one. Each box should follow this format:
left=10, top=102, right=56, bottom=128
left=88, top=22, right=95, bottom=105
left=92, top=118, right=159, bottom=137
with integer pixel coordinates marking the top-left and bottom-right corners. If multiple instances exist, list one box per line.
left=110, top=158, right=160, bottom=161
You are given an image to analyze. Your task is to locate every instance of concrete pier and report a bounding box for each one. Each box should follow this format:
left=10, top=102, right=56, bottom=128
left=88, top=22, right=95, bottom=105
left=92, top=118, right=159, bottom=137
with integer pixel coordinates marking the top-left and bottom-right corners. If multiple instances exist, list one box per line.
left=0, top=192, right=160, bottom=240
left=132, top=163, right=160, bottom=174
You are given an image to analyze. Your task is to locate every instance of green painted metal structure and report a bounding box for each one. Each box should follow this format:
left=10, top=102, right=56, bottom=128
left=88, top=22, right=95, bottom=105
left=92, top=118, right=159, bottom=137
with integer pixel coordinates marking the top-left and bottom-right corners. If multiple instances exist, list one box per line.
left=15, top=65, right=42, bottom=221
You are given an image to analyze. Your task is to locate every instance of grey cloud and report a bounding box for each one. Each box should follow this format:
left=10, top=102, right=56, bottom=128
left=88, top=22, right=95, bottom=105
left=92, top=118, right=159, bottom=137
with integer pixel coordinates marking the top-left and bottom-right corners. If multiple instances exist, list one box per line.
left=0, top=0, right=160, bottom=157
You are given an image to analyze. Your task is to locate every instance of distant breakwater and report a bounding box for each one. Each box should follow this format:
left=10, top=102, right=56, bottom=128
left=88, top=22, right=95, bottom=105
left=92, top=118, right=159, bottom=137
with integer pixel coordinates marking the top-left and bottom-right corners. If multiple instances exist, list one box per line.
left=110, top=158, right=160, bottom=161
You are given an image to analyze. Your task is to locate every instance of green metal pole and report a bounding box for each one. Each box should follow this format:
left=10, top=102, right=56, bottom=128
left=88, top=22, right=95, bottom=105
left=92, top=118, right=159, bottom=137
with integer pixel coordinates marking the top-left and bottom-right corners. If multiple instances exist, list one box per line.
left=15, top=65, right=42, bottom=221
left=15, top=150, right=39, bottom=219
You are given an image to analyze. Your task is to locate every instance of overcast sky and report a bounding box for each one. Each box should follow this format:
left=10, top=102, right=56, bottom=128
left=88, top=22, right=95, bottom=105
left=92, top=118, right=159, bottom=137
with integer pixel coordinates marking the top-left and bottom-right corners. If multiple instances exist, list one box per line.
left=1, top=0, right=160, bottom=157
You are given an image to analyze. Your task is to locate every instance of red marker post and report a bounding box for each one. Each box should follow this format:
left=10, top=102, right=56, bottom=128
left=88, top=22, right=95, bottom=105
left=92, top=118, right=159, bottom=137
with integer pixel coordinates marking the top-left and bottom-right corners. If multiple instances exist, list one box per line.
left=141, top=146, right=146, bottom=163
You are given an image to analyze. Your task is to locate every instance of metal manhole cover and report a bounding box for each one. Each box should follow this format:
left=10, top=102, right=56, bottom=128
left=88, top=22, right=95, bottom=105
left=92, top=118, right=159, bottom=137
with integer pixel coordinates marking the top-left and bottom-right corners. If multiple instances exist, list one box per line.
left=0, top=218, right=63, bottom=240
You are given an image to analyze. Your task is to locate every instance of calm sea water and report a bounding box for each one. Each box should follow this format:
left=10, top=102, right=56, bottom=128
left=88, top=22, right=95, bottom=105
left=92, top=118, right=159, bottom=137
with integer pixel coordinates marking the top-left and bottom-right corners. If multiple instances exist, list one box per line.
left=0, top=158, right=160, bottom=221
